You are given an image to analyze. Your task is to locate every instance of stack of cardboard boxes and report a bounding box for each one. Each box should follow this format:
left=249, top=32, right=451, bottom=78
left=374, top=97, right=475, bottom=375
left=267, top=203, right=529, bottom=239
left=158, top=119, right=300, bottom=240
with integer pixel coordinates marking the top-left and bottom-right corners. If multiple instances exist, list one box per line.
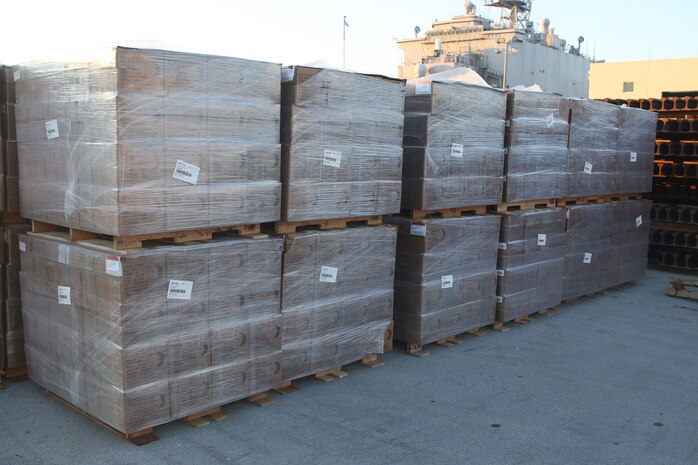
left=1, top=66, right=30, bottom=382
left=278, top=66, right=404, bottom=381
left=15, top=47, right=286, bottom=435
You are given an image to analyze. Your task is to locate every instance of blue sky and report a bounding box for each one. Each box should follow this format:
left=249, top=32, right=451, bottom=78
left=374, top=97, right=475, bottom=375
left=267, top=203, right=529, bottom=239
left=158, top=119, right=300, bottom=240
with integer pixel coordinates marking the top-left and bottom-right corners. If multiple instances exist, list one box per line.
left=1, top=0, right=693, bottom=76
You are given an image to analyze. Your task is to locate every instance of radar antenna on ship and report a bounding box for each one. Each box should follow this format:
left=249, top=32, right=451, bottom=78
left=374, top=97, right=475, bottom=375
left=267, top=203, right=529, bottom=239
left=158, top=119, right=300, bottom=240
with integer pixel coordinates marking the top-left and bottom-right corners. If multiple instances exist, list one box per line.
left=484, top=0, right=533, bottom=33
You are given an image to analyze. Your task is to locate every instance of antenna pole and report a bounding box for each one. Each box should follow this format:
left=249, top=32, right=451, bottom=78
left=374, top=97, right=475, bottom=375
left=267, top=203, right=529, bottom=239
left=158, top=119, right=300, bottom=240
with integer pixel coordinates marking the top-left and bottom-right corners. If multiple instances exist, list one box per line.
left=343, top=15, right=347, bottom=68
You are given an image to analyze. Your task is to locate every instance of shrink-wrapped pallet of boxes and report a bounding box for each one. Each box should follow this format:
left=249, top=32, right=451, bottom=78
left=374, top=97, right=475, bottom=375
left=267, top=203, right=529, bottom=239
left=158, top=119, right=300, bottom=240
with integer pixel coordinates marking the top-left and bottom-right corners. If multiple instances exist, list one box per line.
left=280, top=226, right=395, bottom=382
left=402, top=80, right=506, bottom=211
left=504, top=92, right=570, bottom=202
left=19, top=233, right=283, bottom=436
left=608, top=199, right=652, bottom=287
left=14, top=47, right=282, bottom=236
left=561, top=203, right=614, bottom=300
left=616, top=107, right=657, bottom=194
left=388, top=215, right=500, bottom=352
left=495, top=209, right=566, bottom=324
left=280, top=66, right=405, bottom=222
left=566, top=99, right=621, bottom=197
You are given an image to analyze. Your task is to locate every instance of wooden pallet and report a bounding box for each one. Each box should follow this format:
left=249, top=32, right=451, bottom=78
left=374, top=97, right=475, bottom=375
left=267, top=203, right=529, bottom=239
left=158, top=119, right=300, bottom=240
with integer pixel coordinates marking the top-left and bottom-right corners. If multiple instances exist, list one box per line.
left=492, top=309, right=554, bottom=332
left=272, top=354, right=383, bottom=395
left=493, top=199, right=556, bottom=213
left=271, top=215, right=382, bottom=234
left=3, top=366, right=28, bottom=381
left=556, top=196, right=605, bottom=206
left=30, top=220, right=262, bottom=250
left=603, top=194, right=644, bottom=202
left=403, top=205, right=487, bottom=219
left=666, top=277, right=698, bottom=300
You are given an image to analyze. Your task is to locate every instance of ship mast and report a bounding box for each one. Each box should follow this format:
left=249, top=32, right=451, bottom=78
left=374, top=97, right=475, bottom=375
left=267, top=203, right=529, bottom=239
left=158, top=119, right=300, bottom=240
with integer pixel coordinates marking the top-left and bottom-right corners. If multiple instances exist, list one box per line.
left=484, top=0, right=533, bottom=33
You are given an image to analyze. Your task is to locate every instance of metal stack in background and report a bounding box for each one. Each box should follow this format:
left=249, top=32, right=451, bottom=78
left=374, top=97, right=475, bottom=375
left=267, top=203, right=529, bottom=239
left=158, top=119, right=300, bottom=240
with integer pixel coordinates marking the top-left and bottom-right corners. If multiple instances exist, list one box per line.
left=604, top=93, right=696, bottom=271
left=0, top=66, right=30, bottom=385
left=276, top=66, right=403, bottom=386
left=14, top=47, right=286, bottom=439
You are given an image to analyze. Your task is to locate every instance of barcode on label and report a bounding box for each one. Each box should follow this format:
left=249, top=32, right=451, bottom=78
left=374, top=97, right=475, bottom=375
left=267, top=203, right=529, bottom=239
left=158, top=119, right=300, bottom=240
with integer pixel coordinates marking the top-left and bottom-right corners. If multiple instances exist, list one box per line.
left=583, top=162, right=593, bottom=174
left=319, top=266, right=338, bottom=283
left=441, top=275, right=453, bottom=289
left=172, top=160, right=200, bottom=184
left=322, top=149, right=342, bottom=168
left=105, top=255, right=123, bottom=277
left=46, top=120, right=59, bottom=139
left=545, top=113, right=555, bottom=128
left=450, top=143, right=464, bottom=158
left=630, top=152, right=637, bottom=162
left=537, top=234, right=547, bottom=246
left=583, top=252, right=592, bottom=264
left=57, top=286, right=71, bottom=305
left=167, top=279, right=194, bottom=300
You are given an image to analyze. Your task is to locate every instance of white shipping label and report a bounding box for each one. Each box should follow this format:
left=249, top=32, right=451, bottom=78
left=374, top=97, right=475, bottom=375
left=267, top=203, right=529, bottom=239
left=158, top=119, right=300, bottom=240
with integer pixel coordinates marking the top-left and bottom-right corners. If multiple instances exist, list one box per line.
left=583, top=162, right=593, bottom=174
left=498, top=242, right=508, bottom=250
left=319, top=266, right=338, bottom=283
left=450, top=143, right=464, bottom=158
left=496, top=269, right=505, bottom=277
left=19, top=241, right=26, bottom=252
left=441, top=275, right=454, bottom=289
left=172, top=160, right=200, bottom=185
left=545, top=113, right=555, bottom=128
left=13, top=70, right=20, bottom=81
left=537, top=234, right=547, bottom=246
left=496, top=296, right=503, bottom=303
left=410, top=221, right=427, bottom=236
left=583, top=253, right=593, bottom=264
left=415, top=81, right=432, bottom=95
left=636, top=215, right=643, bottom=227
left=322, top=149, right=342, bottom=168
left=58, top=244, right=69, bottom=264
left=630, top=152, right=637, bottom=162
left=105, top=255, right=123, bottom=277
left=57, top=286, right=71, bottom=305
left=167, top=280, right=194, bottom=300
left=45, top=120, right=59, bottom=139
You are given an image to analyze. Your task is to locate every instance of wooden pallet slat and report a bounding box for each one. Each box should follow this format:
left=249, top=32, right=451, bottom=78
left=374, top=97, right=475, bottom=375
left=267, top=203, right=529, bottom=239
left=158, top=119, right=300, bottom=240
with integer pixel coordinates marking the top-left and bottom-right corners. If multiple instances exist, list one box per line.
left=556, top=196, right=605, bottom=206
left=30, top=220, right=262, bottom=250
left=272, top=215, right=382, bottom=234
left=403, top=205, right=487, bottom=219
left=667, top=277, right=698, bottom=301
left=494, top=199, right=556, bottom=213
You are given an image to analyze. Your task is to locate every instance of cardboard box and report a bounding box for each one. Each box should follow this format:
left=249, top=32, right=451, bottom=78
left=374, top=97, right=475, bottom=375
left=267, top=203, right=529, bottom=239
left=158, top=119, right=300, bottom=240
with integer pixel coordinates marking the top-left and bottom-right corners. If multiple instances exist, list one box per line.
left=15, top=47, right=282, bottom=236
left=20, top=233, right=283, bottom=434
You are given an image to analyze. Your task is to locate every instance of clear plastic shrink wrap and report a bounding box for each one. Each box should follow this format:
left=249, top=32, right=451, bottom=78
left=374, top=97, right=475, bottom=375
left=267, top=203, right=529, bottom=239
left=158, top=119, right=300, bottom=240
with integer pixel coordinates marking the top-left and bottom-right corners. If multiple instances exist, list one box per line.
left=281, top=66, right=405, bottom=221
left=280, top=226, right=396, bottom=381
left=617, top=108, right=657, bottom=194
left=505, top=91, right=570, bottom=202
left=607, top=199, right=651, bottom=287
left=496, top=209, right=566, bottom=322
left=14, top=47, right=282, bottom=236
left=387, top=215, right=500, bottom=345
left=19, top=233, right=283, bottom=434
left=561, top=203, right=614, bottom=300
left=566, top=99, right=621, bottom=197
left=3, top=223, right=30, bottom=369
left=402, top=81, right=505, bottom=209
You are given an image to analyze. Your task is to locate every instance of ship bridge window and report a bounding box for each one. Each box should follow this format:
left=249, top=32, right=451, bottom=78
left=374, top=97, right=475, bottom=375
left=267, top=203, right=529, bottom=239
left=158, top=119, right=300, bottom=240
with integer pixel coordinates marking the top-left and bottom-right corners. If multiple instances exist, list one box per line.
left=623, top=81, right=635, bottom=93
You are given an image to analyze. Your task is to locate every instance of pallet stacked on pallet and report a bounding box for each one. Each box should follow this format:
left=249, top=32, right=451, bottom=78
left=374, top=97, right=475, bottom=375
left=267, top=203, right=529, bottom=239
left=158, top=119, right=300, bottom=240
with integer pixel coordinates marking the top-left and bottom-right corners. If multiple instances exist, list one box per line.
left=1, top=66, right=30, bottom=384
left=15, top=47, right=285, bottom=441
left=390, top=80, right=505, bottom=354
left=276, top=66, right=404, bottom=386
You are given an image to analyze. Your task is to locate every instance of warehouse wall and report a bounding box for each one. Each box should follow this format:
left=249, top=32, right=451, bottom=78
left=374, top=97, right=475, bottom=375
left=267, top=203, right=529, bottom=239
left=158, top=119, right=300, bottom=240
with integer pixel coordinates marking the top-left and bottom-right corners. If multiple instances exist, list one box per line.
left=589, top=58, right=698, bottom=99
